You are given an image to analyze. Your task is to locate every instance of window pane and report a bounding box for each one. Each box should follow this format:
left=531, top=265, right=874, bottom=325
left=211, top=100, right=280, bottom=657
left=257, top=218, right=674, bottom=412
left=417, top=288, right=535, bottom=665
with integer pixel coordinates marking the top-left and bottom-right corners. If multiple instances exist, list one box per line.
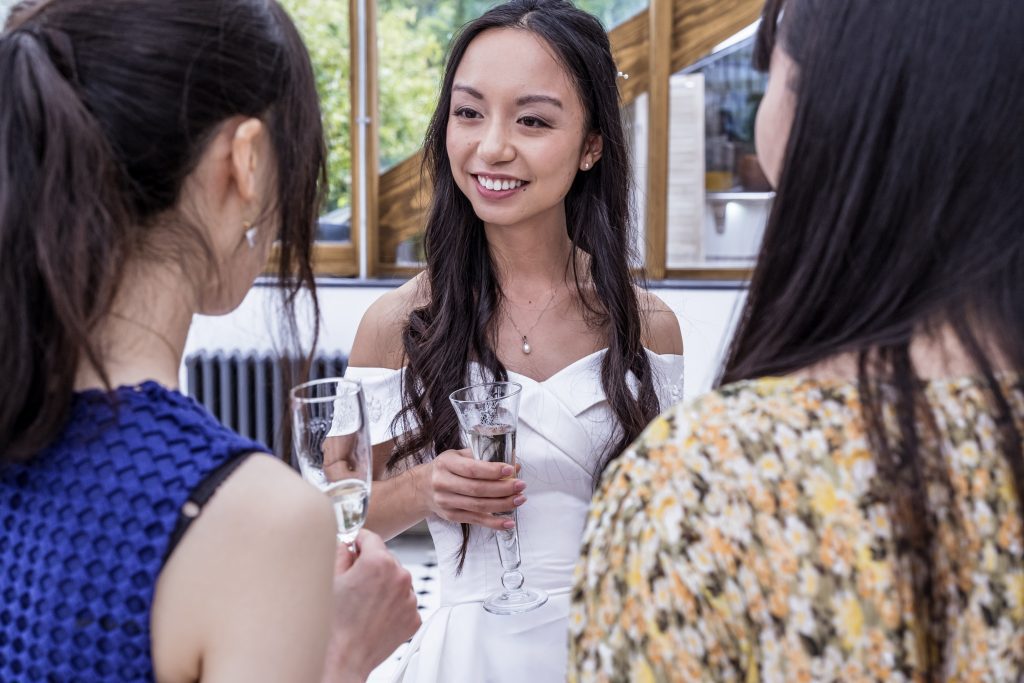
left=575, top=0, right=648, bottom=34
left=377, top=0, right=648, bottom=174
left=657, top=26, right=770, bottom=269
left=377, top=1, right=650, bottom=269
left=377, top=0, right=494, bottom=173
left=281, top=0, right=353, bottom=243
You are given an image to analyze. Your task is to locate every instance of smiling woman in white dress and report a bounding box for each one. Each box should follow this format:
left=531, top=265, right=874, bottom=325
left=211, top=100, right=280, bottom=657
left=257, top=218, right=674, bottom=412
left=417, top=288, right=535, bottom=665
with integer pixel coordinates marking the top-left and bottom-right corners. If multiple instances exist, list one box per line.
left=347, top=1, right=683, bottom=680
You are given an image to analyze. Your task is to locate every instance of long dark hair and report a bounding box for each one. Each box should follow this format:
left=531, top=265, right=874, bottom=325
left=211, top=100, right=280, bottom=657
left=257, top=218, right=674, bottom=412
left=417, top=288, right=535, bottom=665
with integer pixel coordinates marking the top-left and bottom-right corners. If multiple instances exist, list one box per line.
left=723, top=0, right=1024, bottom=676
left=393, top=0, right=659, bottom=568
left=0, top=0, right=326, bottom=463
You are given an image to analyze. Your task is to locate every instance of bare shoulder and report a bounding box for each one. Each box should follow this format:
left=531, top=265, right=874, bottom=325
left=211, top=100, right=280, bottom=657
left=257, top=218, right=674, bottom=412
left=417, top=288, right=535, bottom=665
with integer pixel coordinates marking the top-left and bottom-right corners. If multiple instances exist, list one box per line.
left=349, top=273, right=430, bottom=369
left=151, top=455, right=335, bottom=682
left=206, top=454, right=332, bottom=529
left=635, top=287, right=683, bottom=356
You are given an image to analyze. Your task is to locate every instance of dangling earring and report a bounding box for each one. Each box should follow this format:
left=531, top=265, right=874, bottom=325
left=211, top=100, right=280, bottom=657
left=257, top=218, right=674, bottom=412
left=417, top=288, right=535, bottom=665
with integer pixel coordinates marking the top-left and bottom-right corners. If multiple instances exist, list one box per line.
left=243, top=221, right=258, bottom=249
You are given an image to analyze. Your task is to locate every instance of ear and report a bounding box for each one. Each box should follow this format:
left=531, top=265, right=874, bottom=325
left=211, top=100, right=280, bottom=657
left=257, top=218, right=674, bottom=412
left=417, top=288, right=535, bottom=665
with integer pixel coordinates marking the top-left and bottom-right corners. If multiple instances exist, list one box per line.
left=579, top=132, right=604, bottom=170
left=229, top=118, right=267, bottom=203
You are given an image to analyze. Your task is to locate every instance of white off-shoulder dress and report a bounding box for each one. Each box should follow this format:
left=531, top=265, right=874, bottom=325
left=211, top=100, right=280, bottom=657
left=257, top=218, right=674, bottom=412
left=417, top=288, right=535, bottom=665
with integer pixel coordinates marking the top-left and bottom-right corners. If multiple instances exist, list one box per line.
left=347, top=349, right=684, bottom=683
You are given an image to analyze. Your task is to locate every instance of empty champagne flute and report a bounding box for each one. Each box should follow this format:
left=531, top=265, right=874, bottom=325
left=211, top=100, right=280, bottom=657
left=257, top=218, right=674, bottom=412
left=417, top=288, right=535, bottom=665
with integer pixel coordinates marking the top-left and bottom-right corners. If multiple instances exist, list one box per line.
left=449, top=381, right=548, bottom=615
left=291, top=377, right=372, bottom=552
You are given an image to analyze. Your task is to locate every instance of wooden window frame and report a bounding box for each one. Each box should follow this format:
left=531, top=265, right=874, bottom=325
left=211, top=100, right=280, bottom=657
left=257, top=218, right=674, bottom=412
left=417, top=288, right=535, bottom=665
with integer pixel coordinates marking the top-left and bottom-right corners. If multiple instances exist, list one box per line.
left=312, top=0, right=762, bottom=280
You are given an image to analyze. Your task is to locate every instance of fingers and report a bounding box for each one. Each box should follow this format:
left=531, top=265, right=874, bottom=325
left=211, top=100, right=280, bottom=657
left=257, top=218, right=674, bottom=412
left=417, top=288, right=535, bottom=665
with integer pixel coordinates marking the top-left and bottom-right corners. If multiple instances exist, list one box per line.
left=353, top=528, right=388, bottom=557
left=436, top=473, right=525, bottom=500
left=439, top=449, right=514, bottom=480
left=397, top=574, right=422, bottom=641
left=334, top=541, right=356, bottom=574
left=428, top=450, right=528, bottom=526
left=435, top=491, right=524, bottom=516
left=464, top=512, right=518, bottom=531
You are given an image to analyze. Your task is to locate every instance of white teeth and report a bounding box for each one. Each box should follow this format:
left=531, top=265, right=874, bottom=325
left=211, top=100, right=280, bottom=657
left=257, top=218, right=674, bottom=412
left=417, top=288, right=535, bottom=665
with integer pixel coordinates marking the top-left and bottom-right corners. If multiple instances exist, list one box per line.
left=476, top=175, right=523, bottom=191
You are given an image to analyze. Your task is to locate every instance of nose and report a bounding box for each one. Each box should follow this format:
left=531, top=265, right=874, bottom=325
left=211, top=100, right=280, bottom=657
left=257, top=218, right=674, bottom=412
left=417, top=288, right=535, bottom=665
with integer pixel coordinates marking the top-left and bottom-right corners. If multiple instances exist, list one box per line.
left=477, top=120, right=515, bottom=165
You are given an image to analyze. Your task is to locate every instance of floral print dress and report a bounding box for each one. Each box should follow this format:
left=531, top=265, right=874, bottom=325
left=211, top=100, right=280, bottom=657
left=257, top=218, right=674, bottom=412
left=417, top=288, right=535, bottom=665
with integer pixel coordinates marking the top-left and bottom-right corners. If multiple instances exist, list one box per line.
left=569, top=376, right=1024, bottom=682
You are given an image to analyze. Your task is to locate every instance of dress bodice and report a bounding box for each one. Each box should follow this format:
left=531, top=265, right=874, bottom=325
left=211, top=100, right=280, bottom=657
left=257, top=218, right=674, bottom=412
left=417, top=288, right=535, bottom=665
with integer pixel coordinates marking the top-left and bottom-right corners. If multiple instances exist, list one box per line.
left=350, top=350, right=683, bottom=682
left=0, top=383, right=268, bottom=681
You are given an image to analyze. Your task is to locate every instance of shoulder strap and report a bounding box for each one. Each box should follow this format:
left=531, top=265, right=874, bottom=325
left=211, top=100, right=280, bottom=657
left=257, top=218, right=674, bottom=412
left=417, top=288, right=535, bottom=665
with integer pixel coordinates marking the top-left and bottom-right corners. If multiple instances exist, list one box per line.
left=164, top=451, right=257, bottom=561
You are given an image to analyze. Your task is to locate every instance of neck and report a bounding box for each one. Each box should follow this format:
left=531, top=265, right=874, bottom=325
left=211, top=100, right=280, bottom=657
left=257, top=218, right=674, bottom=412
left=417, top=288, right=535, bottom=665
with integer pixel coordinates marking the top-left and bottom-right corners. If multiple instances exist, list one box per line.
left=797, top=320, right=1011, bottom=383
left=75, top=260, right=195, bottom=391
left=484, top=206, right=574, bottom=295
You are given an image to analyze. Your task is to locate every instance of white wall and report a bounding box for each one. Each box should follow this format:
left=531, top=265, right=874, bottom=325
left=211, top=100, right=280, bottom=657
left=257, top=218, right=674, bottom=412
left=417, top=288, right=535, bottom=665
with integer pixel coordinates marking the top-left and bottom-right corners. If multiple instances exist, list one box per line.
left=183, top=281, right=747, bottom=402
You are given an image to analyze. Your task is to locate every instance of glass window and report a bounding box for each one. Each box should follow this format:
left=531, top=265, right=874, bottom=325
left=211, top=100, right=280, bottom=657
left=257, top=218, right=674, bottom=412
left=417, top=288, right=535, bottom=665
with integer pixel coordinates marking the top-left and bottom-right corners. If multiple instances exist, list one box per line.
left=377, top=0, right=649, bottom=173
left=377, top=0, right=651, bottom=269
left=662, top=27, right=771, bottom=269
left=377, top=0, right=494, bottom=173
left=281, top=0, right=353, bottom=244
left=575, top=0, right=649, bottom=33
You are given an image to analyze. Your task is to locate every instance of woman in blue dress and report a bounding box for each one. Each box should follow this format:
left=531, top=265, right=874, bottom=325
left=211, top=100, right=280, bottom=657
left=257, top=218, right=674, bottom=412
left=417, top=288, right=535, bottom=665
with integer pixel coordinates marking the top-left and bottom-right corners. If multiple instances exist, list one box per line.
left=0, top=1, right=418, bottom=681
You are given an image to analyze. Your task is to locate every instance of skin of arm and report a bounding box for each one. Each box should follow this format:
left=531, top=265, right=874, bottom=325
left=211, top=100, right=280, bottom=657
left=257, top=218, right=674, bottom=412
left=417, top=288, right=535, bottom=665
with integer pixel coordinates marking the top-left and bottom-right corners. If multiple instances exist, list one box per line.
left=150, top=455, right=338, bottom=683
left=151, top=456, right=421, bottom=683
left=349, top=277, right=525, bottom=541
left=637, top=288, right=684, bottom=357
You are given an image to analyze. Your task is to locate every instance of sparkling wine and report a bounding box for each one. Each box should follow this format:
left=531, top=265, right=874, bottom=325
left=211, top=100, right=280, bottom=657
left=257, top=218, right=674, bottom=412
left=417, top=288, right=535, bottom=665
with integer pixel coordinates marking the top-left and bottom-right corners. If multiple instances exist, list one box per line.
left=325, top=479, right=369, bottom=542
left=468, top=423, right=516, bottom=466
left=468, top=423, right=516, bottom=519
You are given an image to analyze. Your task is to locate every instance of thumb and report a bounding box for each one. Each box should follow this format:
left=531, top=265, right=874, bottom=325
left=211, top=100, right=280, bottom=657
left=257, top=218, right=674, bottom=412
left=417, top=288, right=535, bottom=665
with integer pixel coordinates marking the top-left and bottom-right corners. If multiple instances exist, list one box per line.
left=354, top=528, right=388, bottom=558
left=334, top=540, right=357, bottom=574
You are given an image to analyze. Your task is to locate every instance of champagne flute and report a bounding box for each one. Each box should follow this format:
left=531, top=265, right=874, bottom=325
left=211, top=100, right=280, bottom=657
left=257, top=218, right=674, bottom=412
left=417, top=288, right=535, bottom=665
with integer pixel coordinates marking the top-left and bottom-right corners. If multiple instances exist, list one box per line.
left=449, top=381, right=548, bottom=615
left=291, top=377, right=372, bottom=552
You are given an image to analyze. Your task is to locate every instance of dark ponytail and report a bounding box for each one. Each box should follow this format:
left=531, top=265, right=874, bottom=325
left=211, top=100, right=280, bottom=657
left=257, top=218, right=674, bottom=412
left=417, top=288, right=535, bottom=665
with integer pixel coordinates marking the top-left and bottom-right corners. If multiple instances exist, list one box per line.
left=0, top=0, right=326, bottom=464
left=0, top=27, right=129, bottom=460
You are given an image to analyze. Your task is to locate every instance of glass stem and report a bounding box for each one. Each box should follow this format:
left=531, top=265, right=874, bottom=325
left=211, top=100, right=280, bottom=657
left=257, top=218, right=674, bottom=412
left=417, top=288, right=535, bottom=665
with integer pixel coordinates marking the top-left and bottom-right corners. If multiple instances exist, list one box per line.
left=494, top=509, right=525, bottom=593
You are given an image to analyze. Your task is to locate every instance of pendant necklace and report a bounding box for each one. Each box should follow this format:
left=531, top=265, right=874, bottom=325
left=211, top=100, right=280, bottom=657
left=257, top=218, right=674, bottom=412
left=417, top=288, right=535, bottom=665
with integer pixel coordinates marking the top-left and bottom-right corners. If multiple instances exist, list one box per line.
left=505, top=287, right=559, bottom=355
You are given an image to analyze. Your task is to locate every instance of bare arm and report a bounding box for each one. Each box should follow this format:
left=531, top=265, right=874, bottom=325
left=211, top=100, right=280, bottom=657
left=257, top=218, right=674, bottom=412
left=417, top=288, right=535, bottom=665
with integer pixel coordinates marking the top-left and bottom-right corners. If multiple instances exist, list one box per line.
left=151, top=455, right=337, bottom=683
left=638, top=289, right=684, bottom=356
left=152, top=456, right=420, bottom=683
left=365, top=441, right=526, bottom=541
left=351, top=284, right=526, bottom=542
left=363, top=442, right=432, bottom=540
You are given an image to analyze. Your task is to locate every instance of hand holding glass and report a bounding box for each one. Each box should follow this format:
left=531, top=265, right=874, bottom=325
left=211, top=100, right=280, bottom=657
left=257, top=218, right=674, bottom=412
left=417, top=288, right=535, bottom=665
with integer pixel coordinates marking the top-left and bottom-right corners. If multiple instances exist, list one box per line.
left=291, top=378, right=372, bottom=552
left=449, top=382, right=548, bottom=615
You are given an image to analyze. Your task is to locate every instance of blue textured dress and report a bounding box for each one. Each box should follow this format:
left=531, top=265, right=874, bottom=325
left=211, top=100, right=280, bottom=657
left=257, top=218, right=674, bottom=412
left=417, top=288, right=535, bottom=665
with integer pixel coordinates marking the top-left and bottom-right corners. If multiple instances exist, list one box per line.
left=0, top=382, right=269, bottom=681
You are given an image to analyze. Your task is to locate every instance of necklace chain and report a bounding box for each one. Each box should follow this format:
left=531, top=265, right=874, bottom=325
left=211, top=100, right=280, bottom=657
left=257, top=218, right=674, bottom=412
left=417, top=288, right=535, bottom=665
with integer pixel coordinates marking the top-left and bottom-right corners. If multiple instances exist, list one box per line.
left=504, top=287, right=559, bottom=355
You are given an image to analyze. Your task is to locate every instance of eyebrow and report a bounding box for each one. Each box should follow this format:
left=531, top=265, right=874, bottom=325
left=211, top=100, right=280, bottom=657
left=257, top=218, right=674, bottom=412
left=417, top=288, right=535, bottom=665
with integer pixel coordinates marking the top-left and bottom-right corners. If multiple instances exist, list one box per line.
left=452, top=84, right=563, bottom=109
left=516, top=94, right=563, bottom=109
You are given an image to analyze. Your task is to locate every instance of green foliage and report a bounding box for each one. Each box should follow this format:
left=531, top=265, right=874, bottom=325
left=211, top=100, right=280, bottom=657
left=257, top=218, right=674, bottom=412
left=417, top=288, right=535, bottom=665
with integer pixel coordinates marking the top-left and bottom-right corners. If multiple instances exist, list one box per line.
left=280, top=0, right=352, bottom=211
left=376, top=6, right=449, bottom=169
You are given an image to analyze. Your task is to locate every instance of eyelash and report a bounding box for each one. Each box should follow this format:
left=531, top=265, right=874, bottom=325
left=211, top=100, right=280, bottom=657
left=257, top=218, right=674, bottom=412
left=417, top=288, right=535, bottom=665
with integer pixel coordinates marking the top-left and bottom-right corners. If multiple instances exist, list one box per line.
left=454, top=106, right=481, bottom=119
left=519, top=116, right=550, bottom=129
left=452, top=108, right=551, bottom=129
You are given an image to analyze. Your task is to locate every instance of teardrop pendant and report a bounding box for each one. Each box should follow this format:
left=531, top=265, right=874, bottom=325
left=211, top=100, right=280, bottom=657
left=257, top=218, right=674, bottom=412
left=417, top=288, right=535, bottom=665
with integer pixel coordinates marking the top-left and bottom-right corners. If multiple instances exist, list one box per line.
left=521, top=336, right=532, bottom=355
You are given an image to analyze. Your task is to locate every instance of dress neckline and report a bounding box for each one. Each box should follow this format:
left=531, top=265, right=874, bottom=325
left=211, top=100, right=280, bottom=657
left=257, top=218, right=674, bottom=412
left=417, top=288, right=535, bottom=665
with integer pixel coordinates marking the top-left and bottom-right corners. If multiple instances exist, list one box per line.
left=503, top=348, right=682, bottom=385
left=347, top=348, right=683, bottom=385
left=73, top=380, right=185, bottom=401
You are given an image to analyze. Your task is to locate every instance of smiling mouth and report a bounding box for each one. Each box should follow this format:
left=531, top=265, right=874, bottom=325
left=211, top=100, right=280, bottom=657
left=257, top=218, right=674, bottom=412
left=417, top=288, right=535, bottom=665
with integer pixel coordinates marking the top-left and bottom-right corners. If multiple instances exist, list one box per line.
left=473, top=174, right=527, bottom=192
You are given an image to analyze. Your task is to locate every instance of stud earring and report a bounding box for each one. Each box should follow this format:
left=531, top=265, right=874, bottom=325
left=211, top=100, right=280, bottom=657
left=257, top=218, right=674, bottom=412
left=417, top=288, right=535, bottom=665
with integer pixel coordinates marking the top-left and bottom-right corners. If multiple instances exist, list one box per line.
left=582, top=162, right=590, bottom=170
left=243, top=221, right=258, bottom=249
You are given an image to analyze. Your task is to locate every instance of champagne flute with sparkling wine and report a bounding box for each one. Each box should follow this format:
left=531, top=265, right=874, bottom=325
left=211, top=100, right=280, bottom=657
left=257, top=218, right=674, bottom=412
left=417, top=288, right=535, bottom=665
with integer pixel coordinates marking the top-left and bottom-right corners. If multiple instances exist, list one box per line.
left=291, top=378, right=372, bottom=552
left=449, top=382, right=548, bottom=615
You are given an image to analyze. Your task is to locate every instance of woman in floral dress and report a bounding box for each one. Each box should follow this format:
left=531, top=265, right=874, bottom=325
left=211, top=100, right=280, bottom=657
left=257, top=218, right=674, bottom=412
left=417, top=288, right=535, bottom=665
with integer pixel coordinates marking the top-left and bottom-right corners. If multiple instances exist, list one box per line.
left=570, top=0, right=1024, bottom=680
